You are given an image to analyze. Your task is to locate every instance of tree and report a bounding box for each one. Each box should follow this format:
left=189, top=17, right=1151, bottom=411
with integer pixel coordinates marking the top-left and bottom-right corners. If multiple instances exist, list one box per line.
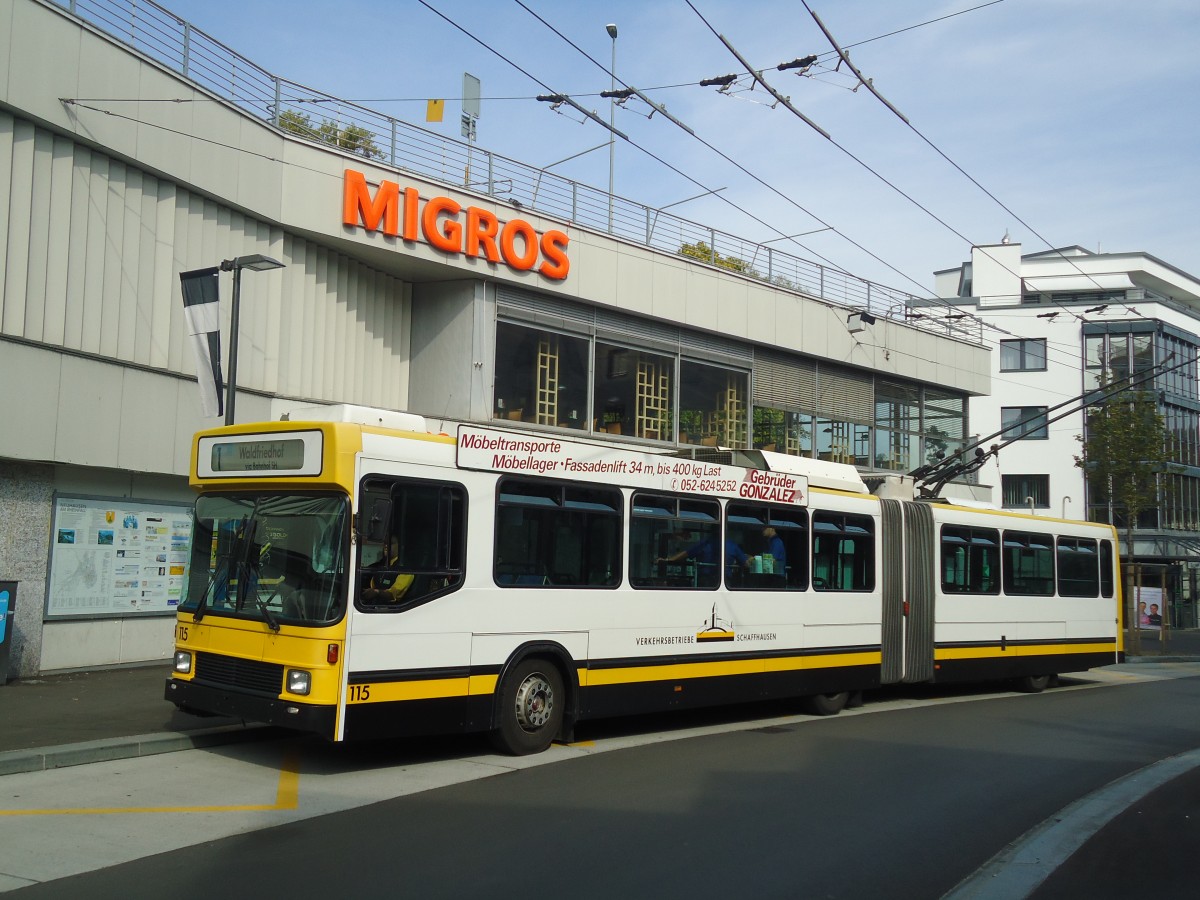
left=1074, top=383, right=1171, bottom=652
left=277, top=109, right=383, bottom=159
left=679, top=241, right=760, bottom=278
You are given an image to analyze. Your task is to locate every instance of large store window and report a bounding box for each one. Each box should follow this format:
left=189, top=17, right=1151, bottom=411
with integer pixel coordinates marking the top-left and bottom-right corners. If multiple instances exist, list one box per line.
left=593, top=343, right=675, bottom=439
left=923, top=389, right=966, bottom=468
left=493, top=310, right=968, bottom=469
left=874, top=381, right=920, bottom=471
left=494, top=323, right=589, bottom=430
left=680, top=361, right=749, bottom=448
left=752, top=407, right=813, bottom=456
left=816, top=417, right=870, bottom=465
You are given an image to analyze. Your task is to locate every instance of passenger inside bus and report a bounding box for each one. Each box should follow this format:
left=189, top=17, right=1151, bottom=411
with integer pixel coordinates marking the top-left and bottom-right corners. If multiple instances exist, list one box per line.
left=361, top=536, right=414, bottom=604
left=659, top=533, right=748, bottom=581
left=759, top=525, right=787, bottom=573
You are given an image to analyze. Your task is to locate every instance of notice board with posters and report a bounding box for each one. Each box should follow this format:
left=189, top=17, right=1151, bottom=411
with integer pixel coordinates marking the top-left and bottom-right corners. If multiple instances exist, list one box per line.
left=45, top=495, right=193, bottom=619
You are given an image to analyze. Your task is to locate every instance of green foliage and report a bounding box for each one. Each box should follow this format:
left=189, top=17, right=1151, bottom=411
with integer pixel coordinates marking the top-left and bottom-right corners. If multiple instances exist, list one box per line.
left=277, top=109, right=383, bottom=159
left=679, top=241, right=759, bottom=278
left=277, top=109, right=318, bottom=139
left=1074, top=385, right=1170, bottom=527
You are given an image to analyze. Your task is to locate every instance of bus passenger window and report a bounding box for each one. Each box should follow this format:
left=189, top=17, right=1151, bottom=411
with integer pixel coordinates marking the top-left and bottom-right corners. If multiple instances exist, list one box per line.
left=630, top=493, right=721, bottom=589
left=494, top=480, right=621, bottom=588
left=726, top=502, right=808, bottom=591
left=811, top=512, right=874, bottom=592
left=1057, top=537, right=1099, bottom=597
left=357, top=478, right=466, bottom=612
left=1002, top=530, right=1055, bottom=596
left=940, top=525, right=999, bottom=594
left=1099, top=540, right=1115, bottom=598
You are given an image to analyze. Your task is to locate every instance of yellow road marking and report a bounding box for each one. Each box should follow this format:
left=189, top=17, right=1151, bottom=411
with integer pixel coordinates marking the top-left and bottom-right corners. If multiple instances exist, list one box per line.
left=0, top=750, right=301, bottom=817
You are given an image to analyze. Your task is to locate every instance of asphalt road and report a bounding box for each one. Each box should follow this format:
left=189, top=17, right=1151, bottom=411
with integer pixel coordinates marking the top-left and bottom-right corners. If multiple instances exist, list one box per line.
left=7, top=670, right=1200, bottom=899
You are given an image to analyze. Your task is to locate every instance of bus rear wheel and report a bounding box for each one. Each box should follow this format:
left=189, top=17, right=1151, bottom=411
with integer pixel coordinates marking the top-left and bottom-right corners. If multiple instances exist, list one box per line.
left=802, top=691, right=849, bottom=716
left=1016, top=674, right=1051, bottom=693
left=489, top=658, right=564, bottom=755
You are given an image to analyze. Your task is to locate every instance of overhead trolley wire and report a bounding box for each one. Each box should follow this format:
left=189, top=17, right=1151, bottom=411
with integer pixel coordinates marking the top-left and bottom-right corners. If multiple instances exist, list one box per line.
left=510, top=0, right=1020, bottom=342
left=798, top=0, right=1144, bottom=322
left=685, top=0, right=1146, bottom=372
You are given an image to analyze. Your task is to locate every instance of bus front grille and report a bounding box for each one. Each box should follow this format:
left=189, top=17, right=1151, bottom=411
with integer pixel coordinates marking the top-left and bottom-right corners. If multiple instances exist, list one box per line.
left=194, top=652, right=284, bottom=696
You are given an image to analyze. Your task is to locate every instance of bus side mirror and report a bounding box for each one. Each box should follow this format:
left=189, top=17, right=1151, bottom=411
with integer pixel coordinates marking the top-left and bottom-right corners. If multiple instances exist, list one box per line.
left=364, top=498, right=392, bottom=543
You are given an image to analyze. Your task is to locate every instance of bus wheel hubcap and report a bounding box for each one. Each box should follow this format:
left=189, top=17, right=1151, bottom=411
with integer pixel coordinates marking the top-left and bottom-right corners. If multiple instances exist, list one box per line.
left=515, top=674, right=553, bottom=731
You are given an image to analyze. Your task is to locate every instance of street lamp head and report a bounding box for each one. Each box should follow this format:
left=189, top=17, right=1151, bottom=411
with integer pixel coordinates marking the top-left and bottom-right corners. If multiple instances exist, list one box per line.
left=238, top=254, right=285, bottom=272
left=606, top=23, right=618, bottom=39
left=220, top=253, right=286, bottom=426
left=221, top=254, right=285, bottom=273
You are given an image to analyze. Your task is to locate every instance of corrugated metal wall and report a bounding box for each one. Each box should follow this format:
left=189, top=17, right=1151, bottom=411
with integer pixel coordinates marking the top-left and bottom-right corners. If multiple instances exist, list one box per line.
left=0, top=111, right=408, bottom=410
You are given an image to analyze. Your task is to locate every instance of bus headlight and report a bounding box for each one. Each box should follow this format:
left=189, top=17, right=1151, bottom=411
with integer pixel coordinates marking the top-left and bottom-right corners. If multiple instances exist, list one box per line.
left=173, top=651, right=193, bottom=674
left=286, top=669, right=312, bottom=696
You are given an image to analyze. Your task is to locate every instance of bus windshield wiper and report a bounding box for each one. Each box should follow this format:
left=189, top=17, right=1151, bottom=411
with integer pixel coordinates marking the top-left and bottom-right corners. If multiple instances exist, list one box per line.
left=247, top=557, right=281, bottom=633
left=192, top=553, right=232, bottom=624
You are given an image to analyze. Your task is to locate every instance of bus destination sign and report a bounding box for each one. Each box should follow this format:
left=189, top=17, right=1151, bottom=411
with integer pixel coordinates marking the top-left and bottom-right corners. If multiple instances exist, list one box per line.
left=198, top=431, right=324, bottom=478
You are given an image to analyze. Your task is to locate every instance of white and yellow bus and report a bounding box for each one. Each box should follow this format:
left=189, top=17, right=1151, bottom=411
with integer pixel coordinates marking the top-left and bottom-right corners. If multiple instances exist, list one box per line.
left=165, top=405, right=1122, bottom=754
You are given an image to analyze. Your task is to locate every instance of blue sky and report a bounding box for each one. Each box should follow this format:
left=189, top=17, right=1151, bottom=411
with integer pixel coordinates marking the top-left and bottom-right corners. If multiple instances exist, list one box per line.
left=158, top=0, right=1200, bottom=297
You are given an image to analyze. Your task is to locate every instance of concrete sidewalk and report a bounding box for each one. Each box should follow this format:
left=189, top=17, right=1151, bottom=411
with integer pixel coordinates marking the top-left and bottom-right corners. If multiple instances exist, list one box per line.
left=1, top=631, right=1198, bottom=777
left=0, top=664, right=273, bottom=776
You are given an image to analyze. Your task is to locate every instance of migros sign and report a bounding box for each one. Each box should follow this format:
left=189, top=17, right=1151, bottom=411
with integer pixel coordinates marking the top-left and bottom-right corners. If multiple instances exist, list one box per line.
left=342, top=170, right=570, bottom=281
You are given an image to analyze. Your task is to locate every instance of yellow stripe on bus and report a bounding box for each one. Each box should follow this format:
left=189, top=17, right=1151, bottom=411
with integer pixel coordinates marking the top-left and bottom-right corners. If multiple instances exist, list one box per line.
left=345, top=642, right=1113, bottom=704
left=934, top=642, right=1117, bottom=661
left=347, top=677, right=470, bottom=703
left=763, top=650, right=881, bottom=673
left=583, top=651, right=879, bottom=687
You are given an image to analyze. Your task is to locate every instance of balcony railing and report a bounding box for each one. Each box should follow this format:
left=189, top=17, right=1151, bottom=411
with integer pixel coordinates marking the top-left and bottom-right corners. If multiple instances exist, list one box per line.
left=54, top=0, right=982, bottom=344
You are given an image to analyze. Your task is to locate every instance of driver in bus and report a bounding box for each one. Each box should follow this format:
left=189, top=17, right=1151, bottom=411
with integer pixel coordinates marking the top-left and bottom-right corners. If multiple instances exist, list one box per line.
left=361, top=535, right=414, bottom=604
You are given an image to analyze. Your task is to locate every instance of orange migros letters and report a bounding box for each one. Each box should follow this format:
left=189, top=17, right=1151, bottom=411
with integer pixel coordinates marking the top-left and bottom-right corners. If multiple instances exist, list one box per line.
left=342, top=169, right=570, bottom=280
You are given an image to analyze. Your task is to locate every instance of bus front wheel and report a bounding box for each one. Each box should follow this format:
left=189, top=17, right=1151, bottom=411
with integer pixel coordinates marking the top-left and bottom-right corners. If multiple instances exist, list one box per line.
left=489, top=658, right=564, bottom=755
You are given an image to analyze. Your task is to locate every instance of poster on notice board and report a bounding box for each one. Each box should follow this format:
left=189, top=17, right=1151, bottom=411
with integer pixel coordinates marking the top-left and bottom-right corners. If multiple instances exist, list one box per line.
left=46, top=495, right=193, bottom=619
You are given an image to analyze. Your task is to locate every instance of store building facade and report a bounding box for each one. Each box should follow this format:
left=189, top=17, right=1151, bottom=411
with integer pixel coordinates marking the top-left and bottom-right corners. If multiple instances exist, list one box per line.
left=0, top=0, right=989, bottom=678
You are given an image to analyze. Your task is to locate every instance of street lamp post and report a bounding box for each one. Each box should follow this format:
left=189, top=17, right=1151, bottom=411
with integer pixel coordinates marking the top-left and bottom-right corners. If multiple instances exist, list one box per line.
left=606, top=23, right=617, bottom=233
left=219, top=253, right=285, bottom=426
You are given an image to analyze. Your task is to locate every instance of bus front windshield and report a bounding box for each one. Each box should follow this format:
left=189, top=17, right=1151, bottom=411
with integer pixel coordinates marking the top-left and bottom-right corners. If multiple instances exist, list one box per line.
left=181, top=492, right=349, bottom=628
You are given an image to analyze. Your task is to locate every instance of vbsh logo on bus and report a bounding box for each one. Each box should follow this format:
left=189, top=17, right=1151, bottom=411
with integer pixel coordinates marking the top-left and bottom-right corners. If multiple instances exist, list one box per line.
left=342, top=169, right=570, bottom=280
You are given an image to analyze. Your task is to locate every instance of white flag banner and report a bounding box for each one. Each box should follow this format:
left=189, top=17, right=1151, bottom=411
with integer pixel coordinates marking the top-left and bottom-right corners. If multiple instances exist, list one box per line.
left=179, top=267, right=224, bottom=418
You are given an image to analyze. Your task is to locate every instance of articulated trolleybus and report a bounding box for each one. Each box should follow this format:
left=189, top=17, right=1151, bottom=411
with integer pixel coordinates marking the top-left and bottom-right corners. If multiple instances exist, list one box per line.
left=166, top=405, right=1122, bottom=755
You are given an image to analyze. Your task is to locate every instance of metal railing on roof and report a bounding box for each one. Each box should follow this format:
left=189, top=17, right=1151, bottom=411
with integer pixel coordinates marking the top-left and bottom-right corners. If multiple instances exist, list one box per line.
left=55, top=0, right=982, bottom=344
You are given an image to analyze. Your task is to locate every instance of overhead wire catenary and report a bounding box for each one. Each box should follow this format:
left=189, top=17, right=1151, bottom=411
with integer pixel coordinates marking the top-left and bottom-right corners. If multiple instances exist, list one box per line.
left=511, top=0, right=1006, bottom=338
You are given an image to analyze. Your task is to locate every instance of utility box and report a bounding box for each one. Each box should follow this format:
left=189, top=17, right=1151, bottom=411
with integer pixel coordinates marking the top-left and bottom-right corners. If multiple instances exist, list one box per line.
left=0, top=582, right=15, bottom=684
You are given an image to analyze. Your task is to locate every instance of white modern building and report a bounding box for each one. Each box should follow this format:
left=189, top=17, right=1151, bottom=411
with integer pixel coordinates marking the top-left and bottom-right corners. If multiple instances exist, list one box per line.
left=932, top=242, right=1200, bottom=627
left=0, top=0, right=990, bottom=678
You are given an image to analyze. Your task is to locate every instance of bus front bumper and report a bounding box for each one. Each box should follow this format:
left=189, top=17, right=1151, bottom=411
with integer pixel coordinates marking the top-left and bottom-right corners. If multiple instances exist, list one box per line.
left=165, top=677, right=337, bottom=739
